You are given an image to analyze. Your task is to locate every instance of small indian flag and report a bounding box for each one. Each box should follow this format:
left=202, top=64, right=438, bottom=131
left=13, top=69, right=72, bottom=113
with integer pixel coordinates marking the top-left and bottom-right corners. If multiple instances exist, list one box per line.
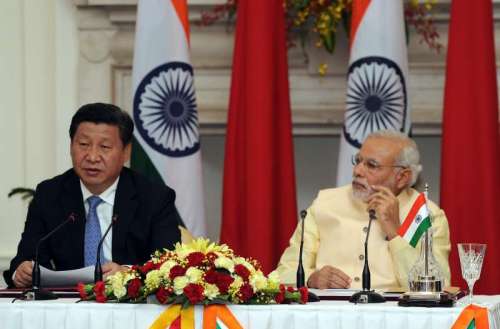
left=398, top=193, right=432, bottom=247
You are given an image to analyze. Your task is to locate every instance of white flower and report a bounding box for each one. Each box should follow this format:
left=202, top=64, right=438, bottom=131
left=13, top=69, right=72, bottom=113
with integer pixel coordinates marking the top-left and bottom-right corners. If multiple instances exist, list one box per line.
left=215, top=256, right=234, bottom=272
left=173, top=276, right=189, bottom=294
left=159, top=260, right=177, bottom=278
left=185, top=267, right=203, bottom=283
left=204, top=283, right=220, bottom=300
left=267, top=270, right=281, bottom=290
left=250, top=271, right=267, bottom=291
left=145, top=270, right=161, bottom=291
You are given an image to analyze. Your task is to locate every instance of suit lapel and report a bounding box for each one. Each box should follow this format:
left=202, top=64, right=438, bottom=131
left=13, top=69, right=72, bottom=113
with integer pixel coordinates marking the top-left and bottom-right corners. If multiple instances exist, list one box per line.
left=61, top=170, right=86, bottom=266
left=112, top=169, right=138, bottom=255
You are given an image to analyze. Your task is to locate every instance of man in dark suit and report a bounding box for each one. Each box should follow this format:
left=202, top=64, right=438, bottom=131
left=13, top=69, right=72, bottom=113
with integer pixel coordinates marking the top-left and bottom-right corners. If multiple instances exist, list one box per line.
left=5, top=103, right=181, bottom=288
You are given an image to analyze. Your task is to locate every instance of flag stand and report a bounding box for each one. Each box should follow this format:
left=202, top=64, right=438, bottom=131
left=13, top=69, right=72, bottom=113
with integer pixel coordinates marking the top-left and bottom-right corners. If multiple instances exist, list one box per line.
left=398, top=184, right=455, bottom=307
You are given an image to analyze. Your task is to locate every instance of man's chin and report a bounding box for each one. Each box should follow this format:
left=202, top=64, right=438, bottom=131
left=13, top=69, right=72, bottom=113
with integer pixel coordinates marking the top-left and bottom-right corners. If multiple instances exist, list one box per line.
left=352, top=187, right=370, bottom=202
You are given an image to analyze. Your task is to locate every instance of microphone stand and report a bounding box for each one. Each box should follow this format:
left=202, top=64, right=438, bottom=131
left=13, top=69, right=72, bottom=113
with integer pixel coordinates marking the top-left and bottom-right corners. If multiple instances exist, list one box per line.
left=349, top=210, right=386, bottom=304
left=25, top=213, right=77, bottom=301
left=296, top=210, right=320, bottom=302
left=94, top=215, right=117, bottom=283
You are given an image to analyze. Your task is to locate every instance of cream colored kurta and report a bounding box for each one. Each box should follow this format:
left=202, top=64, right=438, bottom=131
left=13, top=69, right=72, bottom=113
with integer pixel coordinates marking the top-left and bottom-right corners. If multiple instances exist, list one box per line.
left=276, top=185, right=451, bottom=290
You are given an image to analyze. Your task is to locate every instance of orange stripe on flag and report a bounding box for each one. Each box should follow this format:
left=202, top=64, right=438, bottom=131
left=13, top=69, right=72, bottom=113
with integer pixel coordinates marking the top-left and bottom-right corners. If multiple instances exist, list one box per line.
left=349, top=0, right=371, bottom=50
left=203, top=305, right=243, bottom=329
left=172, top=0, right=190, bottom=44
left=452, top=304, right=489, bottom=329
left=397, top=193, right=426, bottom=236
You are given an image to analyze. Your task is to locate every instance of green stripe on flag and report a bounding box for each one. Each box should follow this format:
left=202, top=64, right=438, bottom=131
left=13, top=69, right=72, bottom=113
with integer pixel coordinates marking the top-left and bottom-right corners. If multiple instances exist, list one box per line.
left=467, top=319, right=476, bottom=329
left=130, top=136, right=164, bottom=184
left=409, top=216, right=431, bottom=247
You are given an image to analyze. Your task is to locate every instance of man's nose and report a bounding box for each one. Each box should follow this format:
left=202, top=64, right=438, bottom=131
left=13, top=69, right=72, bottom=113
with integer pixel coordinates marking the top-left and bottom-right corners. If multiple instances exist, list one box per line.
left=87, top=146, right=101, bottom=162
left=352, top=161, right=364, bottom=178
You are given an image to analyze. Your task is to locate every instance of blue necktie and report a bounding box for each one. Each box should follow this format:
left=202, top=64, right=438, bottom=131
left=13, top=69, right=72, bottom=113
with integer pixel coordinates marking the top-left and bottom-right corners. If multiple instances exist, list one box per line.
left=84, top=196, right=105, bottom=267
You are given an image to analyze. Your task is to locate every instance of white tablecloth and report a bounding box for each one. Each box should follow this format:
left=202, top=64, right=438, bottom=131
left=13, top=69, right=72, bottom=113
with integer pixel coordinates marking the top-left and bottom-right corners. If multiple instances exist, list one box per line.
left=1, top=296, right=499, bottom=329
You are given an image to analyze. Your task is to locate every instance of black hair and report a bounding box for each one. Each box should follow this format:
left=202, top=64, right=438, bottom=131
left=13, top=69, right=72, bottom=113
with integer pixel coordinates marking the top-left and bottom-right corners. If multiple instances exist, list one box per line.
left=69, top=103, right=134, bottom=146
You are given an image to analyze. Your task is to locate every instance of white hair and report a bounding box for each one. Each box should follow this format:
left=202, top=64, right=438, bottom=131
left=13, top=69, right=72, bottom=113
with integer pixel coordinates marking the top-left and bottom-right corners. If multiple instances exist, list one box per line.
left=366, top=130, right=422, bottom=186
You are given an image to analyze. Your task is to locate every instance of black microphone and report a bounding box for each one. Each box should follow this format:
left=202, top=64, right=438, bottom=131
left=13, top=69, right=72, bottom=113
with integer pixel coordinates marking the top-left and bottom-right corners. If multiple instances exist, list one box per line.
left=94, top=215, right=117, bottom=283
left=349, top=209, right=386, bottom=304
left=296, top=210, right=307, bottom=288
left=296, top=209, right=320, bottom=302
left=26, top=213, right=77, bottom=301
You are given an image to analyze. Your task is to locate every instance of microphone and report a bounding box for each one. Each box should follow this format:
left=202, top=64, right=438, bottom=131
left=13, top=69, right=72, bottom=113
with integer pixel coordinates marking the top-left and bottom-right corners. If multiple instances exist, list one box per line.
left=349, top=209, right=386, bottom=304
left=296, top=209, right=320, bottom=302
left=296, top=210, right=307, bottom=288
left=94, top=215, right=117, bottom=283
left=25, top=213, right=77, bottom=301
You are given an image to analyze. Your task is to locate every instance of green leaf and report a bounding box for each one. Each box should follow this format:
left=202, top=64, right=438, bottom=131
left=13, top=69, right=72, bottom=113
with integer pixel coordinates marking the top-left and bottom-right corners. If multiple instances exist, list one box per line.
left=323, top=31, right=336, bottom=53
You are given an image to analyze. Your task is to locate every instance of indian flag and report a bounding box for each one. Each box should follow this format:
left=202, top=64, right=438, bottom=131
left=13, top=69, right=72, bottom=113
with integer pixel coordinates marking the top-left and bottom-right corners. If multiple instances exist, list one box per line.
left=130, top=0, right=206, bottom=236
left=398, top=193, right=432, bottom=247
left=336, top=0, right=411, bottom=186
left=203, top=305, right=243, bottom=329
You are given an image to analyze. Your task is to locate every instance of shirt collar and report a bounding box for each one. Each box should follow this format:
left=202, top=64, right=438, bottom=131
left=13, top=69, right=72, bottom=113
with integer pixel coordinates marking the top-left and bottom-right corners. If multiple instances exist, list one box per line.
left=80, top=177, right=120, bottom=206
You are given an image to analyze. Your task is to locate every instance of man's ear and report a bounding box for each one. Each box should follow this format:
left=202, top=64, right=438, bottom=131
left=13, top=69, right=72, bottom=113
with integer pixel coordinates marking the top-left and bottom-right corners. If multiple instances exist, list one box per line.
left=396, top=168, right=412, bottom=190
left=123, top=143, right=132, bottom=162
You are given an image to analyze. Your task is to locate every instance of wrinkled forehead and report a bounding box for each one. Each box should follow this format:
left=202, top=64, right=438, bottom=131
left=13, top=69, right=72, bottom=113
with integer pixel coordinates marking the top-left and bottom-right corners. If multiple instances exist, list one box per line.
left=359, top=136, right=404, bottom=163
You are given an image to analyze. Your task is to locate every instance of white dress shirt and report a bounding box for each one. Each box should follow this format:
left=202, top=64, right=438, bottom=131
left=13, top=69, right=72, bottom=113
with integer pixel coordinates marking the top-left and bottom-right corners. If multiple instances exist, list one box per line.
left=80, top=178, right=119, bottom=263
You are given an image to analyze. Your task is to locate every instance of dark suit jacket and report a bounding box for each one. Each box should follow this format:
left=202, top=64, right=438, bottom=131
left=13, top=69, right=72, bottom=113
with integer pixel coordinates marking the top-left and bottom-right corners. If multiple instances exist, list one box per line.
left=4, top=167, right=181, bottom=287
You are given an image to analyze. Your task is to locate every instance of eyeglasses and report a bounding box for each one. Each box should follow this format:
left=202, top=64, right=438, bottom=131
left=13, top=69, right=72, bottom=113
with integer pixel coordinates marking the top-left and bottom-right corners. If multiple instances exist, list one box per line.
left=352, top=154, right=408, bottom=173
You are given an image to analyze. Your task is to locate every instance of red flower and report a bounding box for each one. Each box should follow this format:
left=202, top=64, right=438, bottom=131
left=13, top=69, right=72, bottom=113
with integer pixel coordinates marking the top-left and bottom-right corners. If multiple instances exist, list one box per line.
left=183, top=283, right=205, bottom=304
left=204, top=269, right=218, bottom=284
left=127, top=278, right=142, bottom=299
left=169, top=265, right=186, bottom=280
left=156, top=286, right=171, bottom=304
left=140, top=261, right=154, bottom=274
left=287, top=286, right=295, bottom=293
left=96, top=293, right=107, bottom=303
left=77, top=282, right=88, bottom=300
left=93, top=281, right=107, bottom=303
left=187, top=252, right=205, bottom=267
left=274, top=291, right=285, bottom=304
left=205, top=252, right=218, bottom=264
left=234, top=264, right=250, bottom=281
left=215, top=273, right=234, bottom=294
left=238, top=283, right=254, bottom=302
left=153, top=261, right=164, bottom=270
left=299, top=287, right=308, bottom=303
left=279, top=284, right=286, bottom=293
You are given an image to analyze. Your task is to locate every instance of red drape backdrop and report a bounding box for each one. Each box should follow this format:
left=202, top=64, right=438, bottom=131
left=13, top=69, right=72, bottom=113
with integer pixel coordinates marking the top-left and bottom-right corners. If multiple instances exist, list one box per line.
left=440, top=0, right=500, bottom=294
left=219, top=0, right=298, bottom=273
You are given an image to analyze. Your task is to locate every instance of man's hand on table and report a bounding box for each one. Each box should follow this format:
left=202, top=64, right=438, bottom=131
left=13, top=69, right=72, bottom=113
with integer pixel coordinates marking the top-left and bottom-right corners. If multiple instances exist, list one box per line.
left=307, top=266, right=352, bottom=289
left=102, top=262, right=129, bottom=278
left=13, top=261, right=33, bottom=288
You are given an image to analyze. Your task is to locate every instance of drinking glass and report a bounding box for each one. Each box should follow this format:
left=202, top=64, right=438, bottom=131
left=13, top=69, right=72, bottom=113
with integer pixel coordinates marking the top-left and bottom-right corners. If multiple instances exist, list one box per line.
left=458, top=243, right=486, bottom=304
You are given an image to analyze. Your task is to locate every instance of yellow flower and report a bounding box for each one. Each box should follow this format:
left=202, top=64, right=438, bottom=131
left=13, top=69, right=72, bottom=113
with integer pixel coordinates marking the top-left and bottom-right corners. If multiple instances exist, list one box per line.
left=159, top=260, right=177, bottom=278
left=215, top=256, right=234, bottom=272
left=318, top=63, right=328, bottom=76
left=229, top=276, right=243, bottom=293
left=145, top=270, right=161, bottom=291
left=267, top=270, right=281, bottom=290
left=173, top=276, right=189, bottom=294
left=204, top=283, right=220, bottom=300
left=186, top=267, right=204, bottom=283
left=250, top=271, right=267, bottom=291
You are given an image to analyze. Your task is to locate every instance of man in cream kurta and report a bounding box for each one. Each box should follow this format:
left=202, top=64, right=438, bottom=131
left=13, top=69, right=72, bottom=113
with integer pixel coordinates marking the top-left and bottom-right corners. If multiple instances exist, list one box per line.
left=276, top=131, right=451, bottom=290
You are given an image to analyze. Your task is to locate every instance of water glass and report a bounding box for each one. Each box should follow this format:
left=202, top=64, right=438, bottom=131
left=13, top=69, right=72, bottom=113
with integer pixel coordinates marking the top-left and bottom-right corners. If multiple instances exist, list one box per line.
left=457, top=243, right=486, bottom=304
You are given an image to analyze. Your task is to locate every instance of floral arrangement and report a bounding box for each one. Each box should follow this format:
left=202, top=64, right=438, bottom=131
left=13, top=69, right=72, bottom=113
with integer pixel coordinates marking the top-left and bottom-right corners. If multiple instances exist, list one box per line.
left=201, top=0, right=441, bottom=54
left=78, top=239, right=308, bottom=307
